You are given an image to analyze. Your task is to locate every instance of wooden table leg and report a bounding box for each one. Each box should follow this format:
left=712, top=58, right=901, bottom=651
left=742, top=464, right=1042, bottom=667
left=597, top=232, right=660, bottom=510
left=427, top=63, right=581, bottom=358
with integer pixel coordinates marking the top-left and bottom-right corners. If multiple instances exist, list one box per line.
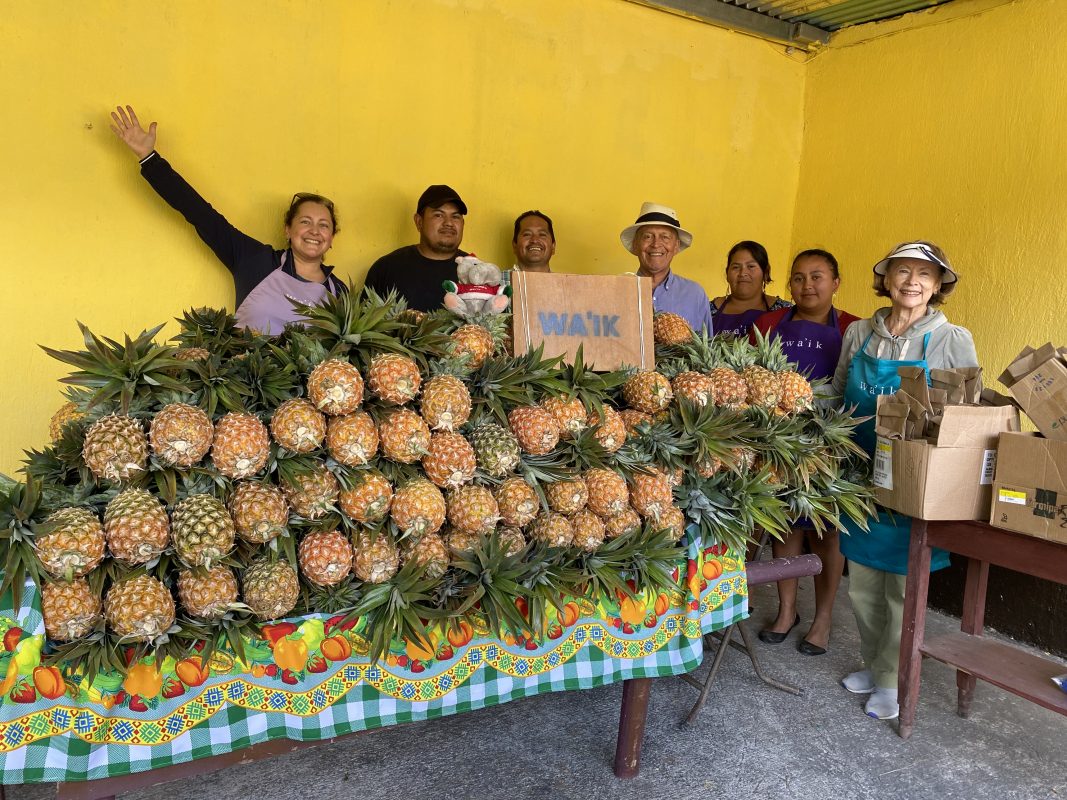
left=613, top=677, right=652, bottom=778
left=898, top=518, right=932, bottom=739
left=957, top=556, right=990, bottom=718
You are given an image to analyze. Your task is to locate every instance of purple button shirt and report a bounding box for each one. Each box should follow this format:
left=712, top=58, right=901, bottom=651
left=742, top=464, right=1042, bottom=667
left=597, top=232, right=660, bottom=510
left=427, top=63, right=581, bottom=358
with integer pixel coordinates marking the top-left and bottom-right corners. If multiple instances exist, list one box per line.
left=648, top=270, right=714, bottom=335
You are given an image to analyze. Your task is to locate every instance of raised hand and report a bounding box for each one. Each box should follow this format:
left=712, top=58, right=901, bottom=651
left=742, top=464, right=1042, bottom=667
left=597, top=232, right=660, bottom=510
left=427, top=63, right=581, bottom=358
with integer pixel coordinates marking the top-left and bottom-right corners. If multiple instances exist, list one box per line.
left=109, top=105, right=157, bottom=159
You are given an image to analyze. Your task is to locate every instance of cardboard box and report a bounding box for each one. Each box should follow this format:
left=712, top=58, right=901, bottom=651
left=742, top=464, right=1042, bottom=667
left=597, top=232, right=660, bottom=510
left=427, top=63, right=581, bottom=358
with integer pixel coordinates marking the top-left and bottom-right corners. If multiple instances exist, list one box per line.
left=999, top=344, right=1067, bottom=441
left=989, top=432, right=1067, bottom=544
left=511, top=272, right=654, bottom=370
left=873, top=404, right=1020, bottom=520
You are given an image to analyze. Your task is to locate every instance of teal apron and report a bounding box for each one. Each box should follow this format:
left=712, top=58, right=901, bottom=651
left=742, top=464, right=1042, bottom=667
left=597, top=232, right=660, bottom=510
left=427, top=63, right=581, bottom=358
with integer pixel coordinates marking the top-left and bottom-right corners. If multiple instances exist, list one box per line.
left=839, top=331, right=949, bottom=574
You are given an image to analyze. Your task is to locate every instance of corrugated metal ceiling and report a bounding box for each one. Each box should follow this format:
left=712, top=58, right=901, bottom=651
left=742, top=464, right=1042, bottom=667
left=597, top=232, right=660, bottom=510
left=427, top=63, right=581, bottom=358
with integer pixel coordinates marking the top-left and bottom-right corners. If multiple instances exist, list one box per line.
left=720, top=0, right=954, bottom=30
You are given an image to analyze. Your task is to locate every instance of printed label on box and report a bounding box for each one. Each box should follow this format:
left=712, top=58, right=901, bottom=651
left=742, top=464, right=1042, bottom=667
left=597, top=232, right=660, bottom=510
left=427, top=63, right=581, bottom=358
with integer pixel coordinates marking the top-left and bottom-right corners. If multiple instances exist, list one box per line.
left=998, top=488, right=1028, bottom=506
left=979, top=449, right=997, bottom=486
left=1034, top=488, right=1059, bottom=520
left=873, top=437, right=893, bottom=490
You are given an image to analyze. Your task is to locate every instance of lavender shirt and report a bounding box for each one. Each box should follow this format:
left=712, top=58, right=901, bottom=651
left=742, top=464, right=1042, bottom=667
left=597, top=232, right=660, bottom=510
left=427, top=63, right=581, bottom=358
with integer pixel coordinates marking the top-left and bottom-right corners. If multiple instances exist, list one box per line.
left=648, top=270, right=714, bottom=335
left=236, top=263, right=331, bottom=335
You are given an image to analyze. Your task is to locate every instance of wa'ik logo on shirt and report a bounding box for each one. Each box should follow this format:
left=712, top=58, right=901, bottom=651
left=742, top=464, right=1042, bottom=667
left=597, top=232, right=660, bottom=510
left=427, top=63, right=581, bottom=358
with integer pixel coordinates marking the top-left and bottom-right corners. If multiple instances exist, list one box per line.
left=539, top=312, right=621, bottom=338
left=780, top=338, right=825, bottom=350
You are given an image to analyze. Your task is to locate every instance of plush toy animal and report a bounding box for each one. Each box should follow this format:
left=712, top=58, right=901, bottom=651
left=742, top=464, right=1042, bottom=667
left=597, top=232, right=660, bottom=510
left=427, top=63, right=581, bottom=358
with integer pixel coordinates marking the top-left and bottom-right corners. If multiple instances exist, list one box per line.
left=442, top=255, right=511, bottom=318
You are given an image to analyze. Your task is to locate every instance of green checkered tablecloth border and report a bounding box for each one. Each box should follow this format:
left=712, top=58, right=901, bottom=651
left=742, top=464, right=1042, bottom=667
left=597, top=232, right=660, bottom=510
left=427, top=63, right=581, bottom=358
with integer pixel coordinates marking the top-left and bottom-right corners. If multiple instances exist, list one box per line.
left=0, top=535, right=747, bottom=784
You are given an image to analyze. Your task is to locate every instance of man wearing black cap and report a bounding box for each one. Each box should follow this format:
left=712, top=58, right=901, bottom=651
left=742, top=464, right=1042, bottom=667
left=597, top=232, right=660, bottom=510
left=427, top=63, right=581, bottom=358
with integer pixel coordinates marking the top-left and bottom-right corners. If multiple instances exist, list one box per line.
left=363, top=185, right=469, bottom=311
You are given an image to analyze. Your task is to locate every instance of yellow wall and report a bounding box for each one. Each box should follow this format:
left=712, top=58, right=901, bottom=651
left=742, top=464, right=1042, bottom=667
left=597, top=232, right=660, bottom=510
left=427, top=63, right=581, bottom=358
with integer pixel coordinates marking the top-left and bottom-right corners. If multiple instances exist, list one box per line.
left=792, top=0, right=1067, bottom=386
left=0, top=0, right=806, bottom=475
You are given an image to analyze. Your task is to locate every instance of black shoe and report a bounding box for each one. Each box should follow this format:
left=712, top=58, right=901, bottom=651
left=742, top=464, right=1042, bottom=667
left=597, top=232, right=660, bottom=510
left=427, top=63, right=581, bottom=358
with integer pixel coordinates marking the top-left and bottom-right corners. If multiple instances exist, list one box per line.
left=797, top=639, right=827, bottom=656
left=758, top=615, right=799, bottom=644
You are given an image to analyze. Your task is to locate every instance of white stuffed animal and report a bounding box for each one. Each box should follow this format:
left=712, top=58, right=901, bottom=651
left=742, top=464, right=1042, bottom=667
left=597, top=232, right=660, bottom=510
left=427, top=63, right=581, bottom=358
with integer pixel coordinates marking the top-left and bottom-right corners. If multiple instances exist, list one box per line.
left=442, top=255, right=511, bottom=318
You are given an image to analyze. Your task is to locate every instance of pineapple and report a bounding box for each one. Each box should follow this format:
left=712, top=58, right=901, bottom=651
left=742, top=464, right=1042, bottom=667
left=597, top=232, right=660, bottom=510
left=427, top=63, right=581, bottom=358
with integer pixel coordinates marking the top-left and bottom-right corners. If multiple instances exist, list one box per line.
left=541, top=395, right=587, bottom=439
left=270, top=398, right=327, bottom=453
left=444, top=526, right=483, bottom=554
left=150, top=402, right=214, bottom=467
left=242, top=560, right=300, bottom=620
left=508, top=405, right=560, bottom=455
left=82, top=414, right=148, bottom=483
left=731, top=447, right=757, bottom=473
left=671, top=371, right=713, bottom=408
left=174, top=346, right=211, bottom=362
left=447, top=485, right=499, bottom=534
left=778, top=371, right=814, bottom=414
left=706, top=367, right=748, bottom=408
left=619, top=409, right=651, bottom=436
left=422, top=432, right=477, bottom=489
left=696, top=456, right=723, bottom=478
left=496, top=526, right=527, bottom=557
left=41, top=578, right=101, bottom=641
left=402, top=532, right=450, bottom=579
left=36, top=507, right=105, bottom=579
left=390, top=478, right=447, bottom=537
left=629, top=469, right=674, bottom=521
left=666, top=466, right=684, bottom=487
left=378, top=408, right=431, bottom=463
left=494, top=477, right=539, bottom=527
left=177, top=566, right=239, bottom=620
left=622, top=371, right=673, bottom=413
left=546, top=477, right=588, bottom=515
left=326, top=411, right=379, bottom=465
left=105, top=575, right=176, bottom=641
left=469, top=423, right=521, bottom=476
left=211, top=412, right=270, bottom=479
left=49, top=401, right=85, bottom=443
left=283, top=464, right=340, bottom=520
left=104, top=488, right=170, bottom=565
left=420, top=375, right=472, bottom=432
left=588, top=406, right=626, bottom=452
left=743, top=364, right=782, bottom=408
left=604, top=509, right=642, bottom=539
left=172, top=494, right=236, bottom=568
left=584, top=469, right=630, bottom=517
left=229, top=482, right=289, bottom=544
left=450, top=324, right=495, bottom=369
left=367, top=353, right=421, bottom=405
left=307, top=358, right=364, bottom=415
left=657, top=506, right=686, bottom=543
left=528, top=512, right=574, bottom=548
left=570, top=509, right=606, bottom=552
left=338, top=471, right=393, bottom=523
left=298, top=530, right=353, bottom=586
left=653, top=312, right=693, bottom=345
left=351, top=532, right=401, bottom=583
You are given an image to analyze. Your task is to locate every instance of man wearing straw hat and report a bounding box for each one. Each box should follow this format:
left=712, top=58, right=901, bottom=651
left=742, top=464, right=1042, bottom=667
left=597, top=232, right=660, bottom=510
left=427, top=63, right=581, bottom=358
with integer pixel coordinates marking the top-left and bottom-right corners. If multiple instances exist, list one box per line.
left=621, top=202, right=714, bottom=334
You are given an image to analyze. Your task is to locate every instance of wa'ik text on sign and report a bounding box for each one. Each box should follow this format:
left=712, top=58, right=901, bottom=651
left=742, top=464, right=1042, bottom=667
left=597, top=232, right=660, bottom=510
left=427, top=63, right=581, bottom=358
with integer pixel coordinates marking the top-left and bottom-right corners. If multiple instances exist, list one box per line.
left=538, top=312, right=621, bottom=338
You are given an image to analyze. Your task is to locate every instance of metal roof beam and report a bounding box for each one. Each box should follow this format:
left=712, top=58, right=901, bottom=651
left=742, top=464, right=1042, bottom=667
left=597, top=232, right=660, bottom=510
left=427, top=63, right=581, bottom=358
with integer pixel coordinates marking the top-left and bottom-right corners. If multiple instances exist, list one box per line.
left=627, top=0, right=831, bottom=46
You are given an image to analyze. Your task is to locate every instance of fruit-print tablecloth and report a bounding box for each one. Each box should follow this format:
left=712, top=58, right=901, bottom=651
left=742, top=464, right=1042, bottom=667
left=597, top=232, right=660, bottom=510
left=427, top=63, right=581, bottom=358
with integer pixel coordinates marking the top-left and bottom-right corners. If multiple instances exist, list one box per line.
left=0, top=535, right=746, bottom=785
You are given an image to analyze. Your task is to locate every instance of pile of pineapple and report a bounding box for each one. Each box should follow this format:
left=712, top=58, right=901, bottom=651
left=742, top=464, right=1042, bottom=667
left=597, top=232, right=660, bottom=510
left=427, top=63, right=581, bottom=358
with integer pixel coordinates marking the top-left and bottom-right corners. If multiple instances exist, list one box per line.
left=0, top=293, right=873, bottom=674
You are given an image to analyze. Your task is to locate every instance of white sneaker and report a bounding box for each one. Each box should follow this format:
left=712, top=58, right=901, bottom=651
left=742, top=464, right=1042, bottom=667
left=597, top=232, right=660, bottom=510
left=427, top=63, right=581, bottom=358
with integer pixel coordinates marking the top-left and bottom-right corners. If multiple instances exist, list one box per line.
left=841, top=669, right=875, bottom=694
left=865, top=687, right=899, bottom=720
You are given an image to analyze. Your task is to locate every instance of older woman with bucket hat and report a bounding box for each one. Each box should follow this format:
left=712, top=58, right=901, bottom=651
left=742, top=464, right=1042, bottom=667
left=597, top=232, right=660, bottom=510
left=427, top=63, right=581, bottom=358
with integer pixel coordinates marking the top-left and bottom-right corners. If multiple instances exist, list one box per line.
left=831, top=240, right=978, bottom=721
left=621, top=202, right=714, bottom=335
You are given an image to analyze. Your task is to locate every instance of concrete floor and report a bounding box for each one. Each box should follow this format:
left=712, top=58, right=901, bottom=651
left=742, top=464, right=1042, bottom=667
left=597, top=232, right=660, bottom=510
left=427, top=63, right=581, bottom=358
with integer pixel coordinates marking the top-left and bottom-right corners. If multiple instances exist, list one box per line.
left=6, top=575, right=1067, bottom=800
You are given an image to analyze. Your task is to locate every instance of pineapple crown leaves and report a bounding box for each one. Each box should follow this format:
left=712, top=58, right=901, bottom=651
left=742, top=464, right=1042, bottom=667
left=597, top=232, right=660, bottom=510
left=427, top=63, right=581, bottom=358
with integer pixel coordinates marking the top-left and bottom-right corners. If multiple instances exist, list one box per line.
left=620, top=524, right=688, bottom=597
left=179, top=353, right=255, bottom=417
left=298, top=576, right=360, bottom=616
left=269, top=330, right=331, bottom=377
left=173, top=307, right=243, bottom=351
left=43, top=625, right=130, bottom=684
left=0, top=477, right=49, bottom=608
left=444, top=532, right=531, bottom=635
left=678, top=469, right=791, bottom=554
left=292, top=285, right=414, bottom=364
left=467, top=345, right=567, bottom=424
left=41, top=322, right=191, bottom=414
left=396, top=310, right=461, bottom=363
left=230, top=342, right=301, bottom=414
left=549, top=345, right=628, bottom=416
left=345, top=560, right=447, bottom=663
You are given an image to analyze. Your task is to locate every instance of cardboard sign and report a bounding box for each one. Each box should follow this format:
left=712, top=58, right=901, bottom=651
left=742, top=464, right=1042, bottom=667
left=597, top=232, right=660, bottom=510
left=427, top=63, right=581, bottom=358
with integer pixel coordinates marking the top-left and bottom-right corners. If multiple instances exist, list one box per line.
left=511, top=272, right=654, bottom=370
left=999, top=344, right=1067, bottom=441
left=990, top=432, right=1067, bottom=544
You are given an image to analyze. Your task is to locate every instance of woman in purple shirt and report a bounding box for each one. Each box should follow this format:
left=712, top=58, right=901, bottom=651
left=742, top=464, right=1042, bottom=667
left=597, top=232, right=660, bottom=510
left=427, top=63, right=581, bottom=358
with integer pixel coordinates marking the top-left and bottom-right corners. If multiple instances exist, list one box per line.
left=109, top=105, right=346, bottom=334
left=710, top=241, right=789, bottom=338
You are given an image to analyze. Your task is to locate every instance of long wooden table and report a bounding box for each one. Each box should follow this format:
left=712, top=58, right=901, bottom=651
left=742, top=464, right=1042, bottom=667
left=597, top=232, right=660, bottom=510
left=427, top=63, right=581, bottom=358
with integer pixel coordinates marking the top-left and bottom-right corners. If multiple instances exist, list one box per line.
left=898, top=519, right=1067, bottom=739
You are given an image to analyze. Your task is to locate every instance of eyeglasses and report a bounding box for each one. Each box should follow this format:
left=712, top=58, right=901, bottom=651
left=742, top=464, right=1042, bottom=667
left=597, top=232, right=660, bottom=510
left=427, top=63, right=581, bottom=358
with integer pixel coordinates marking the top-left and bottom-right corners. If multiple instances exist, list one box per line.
left=290, top=192, right=335, bottom=211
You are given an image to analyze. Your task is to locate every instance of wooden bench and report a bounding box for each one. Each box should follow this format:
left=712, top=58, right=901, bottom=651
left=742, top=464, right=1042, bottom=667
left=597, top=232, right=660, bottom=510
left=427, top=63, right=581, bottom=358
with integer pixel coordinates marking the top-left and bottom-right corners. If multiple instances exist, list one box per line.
left=681, top=553, right=824, bottom=723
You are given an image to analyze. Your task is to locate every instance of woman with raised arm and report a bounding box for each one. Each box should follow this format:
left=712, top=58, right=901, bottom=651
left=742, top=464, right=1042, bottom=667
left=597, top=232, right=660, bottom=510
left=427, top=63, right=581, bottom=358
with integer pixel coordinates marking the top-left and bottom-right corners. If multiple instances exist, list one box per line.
left=109, top=105, right=346, bottom=334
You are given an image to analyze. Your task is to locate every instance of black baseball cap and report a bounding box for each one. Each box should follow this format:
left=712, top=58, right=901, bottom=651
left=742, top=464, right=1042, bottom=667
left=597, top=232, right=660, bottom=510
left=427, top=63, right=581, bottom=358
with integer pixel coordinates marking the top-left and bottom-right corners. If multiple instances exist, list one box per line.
left=416, top=184, right=467, bottom=215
